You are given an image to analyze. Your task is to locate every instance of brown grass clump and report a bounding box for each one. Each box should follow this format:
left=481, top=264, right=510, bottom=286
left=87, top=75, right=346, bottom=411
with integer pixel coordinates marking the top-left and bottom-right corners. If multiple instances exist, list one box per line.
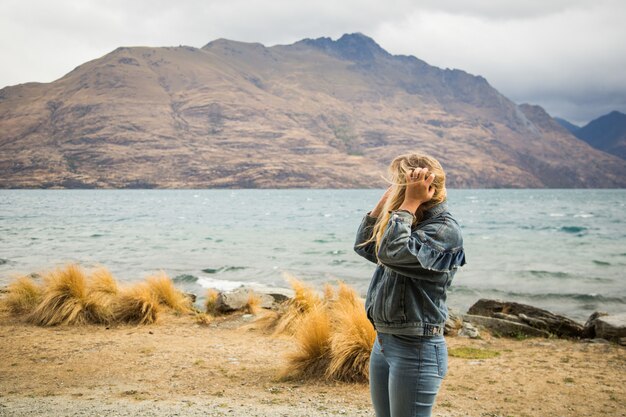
left=194, top=312, right=213, bottom=326
left=244, top=293, right=262, bottom=315
left=271, top=275, right=322, bottom=336
left=4, top=276, right=43, bottom=316
left=323, top=283, right=335, bottom=302
left=205, top=289, right=220, bottom=315
left=326, top=284, right=376, bottom=383
left=29, top=264, right=90, bottom=326
left=113, top=283, right=160, bottom=325
left=84, top=267, right=119, bottom=324
left=280, top=304, right=332, bottom=380
left=145, top=272, right=192, bottom=313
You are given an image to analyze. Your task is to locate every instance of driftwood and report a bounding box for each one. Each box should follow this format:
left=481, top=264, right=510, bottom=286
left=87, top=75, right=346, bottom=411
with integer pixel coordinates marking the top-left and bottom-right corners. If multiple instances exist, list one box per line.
left=468, top=299, right=584, bottom=338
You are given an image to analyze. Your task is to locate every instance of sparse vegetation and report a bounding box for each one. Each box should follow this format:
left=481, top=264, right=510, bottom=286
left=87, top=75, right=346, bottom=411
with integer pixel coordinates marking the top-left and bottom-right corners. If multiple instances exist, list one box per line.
left=2, top=263, right=195, bottom=326
left=326, top=283, right=375, bottom=382
left=194, top=312, right=213, bottom=326
left=85, top=267, right=119, bottom=324
left=145, top=272, right=192, bottom=313
left=113, top=283, right=160, bottom=325
left=280, top=304, right=332, bottom=380
left=3, top=276, right=42, bottom=316
left=448, top=347, right=501, bottom=359
left=267, top=275, right=322, bottom=336
left=279, top=279, right=376, bottom=383
left=244, top=293, right=262, bottom=315
left=205, top=289, right=219, bottom=315
left=29, top=264, right=90, bottom=326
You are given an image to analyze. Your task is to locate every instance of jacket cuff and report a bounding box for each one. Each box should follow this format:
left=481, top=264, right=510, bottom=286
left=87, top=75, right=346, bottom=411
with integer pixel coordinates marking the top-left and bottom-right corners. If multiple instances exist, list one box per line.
left=390, top=210, right=415, bottom=224
left=364, top=212, right=378, bottom=224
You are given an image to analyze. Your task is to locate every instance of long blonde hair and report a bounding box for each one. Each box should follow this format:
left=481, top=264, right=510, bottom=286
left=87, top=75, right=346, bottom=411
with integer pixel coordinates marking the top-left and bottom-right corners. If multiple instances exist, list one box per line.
left=367, top=153, right=447, bottom=257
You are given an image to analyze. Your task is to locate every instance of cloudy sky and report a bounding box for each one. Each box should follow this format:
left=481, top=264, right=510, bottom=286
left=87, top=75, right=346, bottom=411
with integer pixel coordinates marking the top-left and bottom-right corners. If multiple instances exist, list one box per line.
left=1, top=0, right=624, bottom=125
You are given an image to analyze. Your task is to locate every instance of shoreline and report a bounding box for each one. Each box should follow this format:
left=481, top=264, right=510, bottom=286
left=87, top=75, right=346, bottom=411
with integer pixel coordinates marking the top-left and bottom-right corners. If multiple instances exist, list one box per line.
left=1, top=309, right=624, bottom=417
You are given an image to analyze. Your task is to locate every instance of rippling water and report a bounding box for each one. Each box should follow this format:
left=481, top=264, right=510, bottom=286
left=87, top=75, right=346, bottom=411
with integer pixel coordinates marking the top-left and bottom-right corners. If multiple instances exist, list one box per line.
left=1, top=189, right=624, bottom=321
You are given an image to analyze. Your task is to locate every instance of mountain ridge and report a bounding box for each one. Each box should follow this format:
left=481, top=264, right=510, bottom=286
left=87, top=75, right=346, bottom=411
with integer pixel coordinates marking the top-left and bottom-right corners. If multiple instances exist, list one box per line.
left=573, top=111, right=626, bottom=159
left=0, top=33, right=624, bottom=188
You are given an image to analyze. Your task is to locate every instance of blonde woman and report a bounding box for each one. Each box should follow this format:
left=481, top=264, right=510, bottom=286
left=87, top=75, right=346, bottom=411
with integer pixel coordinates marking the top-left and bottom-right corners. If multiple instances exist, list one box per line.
left=354, top=153, right=466, bottom=417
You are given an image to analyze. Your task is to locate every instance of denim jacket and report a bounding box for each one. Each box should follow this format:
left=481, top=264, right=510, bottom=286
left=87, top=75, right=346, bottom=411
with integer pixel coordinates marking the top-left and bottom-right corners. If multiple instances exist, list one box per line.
left=354, top=202, right=465, bottom=336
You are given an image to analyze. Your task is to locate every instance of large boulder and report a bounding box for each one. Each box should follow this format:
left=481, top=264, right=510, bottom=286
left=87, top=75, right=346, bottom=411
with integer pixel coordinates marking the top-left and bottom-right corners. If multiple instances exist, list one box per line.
left=215, top=287, right=285, bottom=313
left=463, top=314, right=551, bottom=338
left=582, top=311, right=609, bottom=338
left=594, top=313, right=626, bottom=341
left=468, top=299, right=583, bottom=338
left=444, top=309, right=464, bottom=335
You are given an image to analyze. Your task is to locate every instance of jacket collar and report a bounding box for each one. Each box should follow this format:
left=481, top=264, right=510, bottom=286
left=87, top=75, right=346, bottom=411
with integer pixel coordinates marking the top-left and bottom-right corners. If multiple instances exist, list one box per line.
left=422, top=201, right=448, bottom=220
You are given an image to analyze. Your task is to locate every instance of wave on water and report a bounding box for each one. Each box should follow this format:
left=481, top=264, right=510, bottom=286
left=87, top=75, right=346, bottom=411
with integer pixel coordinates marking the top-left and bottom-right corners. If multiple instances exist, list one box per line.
left=201, top=266, right=247, bottom=274
left=0, top=258, right=8, bottom=265
left=173, top=273, right=267, bottom=292
left=520, top=270, right=612, bottom=282
left=559, top=226, right=587, bottom=234
left=197, top=277, right=249, bottom=291
left=451, top=286, right=625, bottom=304
left=592, top=260, right=611, bottom=266
left=173, top=274, right=199, bottom=283
left=526, top=270, right=570, bottom=279
left=574, top=213, right=594, bottom=218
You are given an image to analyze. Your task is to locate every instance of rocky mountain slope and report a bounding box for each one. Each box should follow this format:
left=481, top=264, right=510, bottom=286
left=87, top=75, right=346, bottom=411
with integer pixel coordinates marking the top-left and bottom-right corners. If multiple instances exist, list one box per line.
left=1, top=33, right=624, bottom=188
left=574, top=111, right=626, bottom=159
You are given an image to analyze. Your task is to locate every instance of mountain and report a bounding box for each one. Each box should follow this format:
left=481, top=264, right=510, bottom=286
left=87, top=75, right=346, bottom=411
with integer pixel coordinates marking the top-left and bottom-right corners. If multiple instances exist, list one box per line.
left=554, top=117, right=580, bottom=134
left=574, top=111, right=626, bottom=159
left=0, top=33, right=624, bottom=188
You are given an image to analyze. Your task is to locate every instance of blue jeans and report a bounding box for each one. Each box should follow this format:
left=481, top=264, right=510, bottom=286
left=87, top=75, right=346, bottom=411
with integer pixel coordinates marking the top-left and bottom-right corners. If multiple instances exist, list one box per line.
left=369, top=332, right=448, bottom=417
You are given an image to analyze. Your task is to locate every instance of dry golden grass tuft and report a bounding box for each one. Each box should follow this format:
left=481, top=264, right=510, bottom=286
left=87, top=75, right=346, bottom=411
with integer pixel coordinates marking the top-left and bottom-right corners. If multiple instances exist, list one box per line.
left=4, top=276, right=43, bottom=316
left=326, top=284, right=375, bottom=382
left=280, top=304, right=332, bottom=381
left=84, top=267, right=119, bottom=324
left=29, top=264, right=90, bottom=326
left=194, top=312, right=213, bottom=326
left=145, top=272, right=192, bottom=313
left=205, top=289, right=219, bottom=315
left=277, top=279, right=375, bottom=383
left=270, top=275, right=322, bottom=336
left=113, top=283, right=160, bottom=325
left=244, top=293, right=262, bottom=315
left=323, top=283, right=335, bottom=303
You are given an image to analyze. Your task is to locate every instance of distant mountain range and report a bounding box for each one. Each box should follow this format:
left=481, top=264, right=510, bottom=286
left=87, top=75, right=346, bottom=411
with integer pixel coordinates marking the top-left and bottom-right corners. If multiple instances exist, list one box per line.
left=0, top=33, right=624, bottom=188
left=556, top=111, right=626, bottom=160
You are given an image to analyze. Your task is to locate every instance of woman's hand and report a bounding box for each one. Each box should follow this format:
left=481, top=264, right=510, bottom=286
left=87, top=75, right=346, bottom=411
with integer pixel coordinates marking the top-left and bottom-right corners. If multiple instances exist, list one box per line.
left=370, top=185, right=394, bottom=217
left=398, top=168, right=435, bottom=214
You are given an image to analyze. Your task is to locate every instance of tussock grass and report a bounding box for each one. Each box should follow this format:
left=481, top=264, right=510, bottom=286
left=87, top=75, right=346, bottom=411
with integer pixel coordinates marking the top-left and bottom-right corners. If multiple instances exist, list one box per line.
left=29, top=264, right=90, bottom=326
left=205, top=289, right=219, bottom=315
left=278, top=280, right=376, bottom=383
left=323, top=283, right=335, bottom=302
left=4, top=276, right=42, bottom=316
left=85, top=267, right=119, bottom=324
left=280, top=304, right=332, bottom=380
left=244, top=293, right=262, bottom=315
left=194, top=312, right=213, bottom=326
left=145, top=272, right=192, bottom=313
left=113, top=283, right=160, bottom=325
left=326, top=283, right=375, bottom=382
left=270, top=275, right=322, bottom=336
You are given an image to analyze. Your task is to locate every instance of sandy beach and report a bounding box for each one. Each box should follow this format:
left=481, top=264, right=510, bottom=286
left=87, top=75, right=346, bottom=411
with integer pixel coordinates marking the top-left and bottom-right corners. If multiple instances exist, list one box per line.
left=0, top=306, right=624, bottom=417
